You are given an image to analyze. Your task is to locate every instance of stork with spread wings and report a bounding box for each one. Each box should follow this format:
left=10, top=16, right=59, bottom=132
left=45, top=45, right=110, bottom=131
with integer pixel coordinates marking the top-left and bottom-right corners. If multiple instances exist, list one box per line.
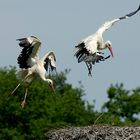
left=11, top=36, right=56, bottom=108
left=75, top=5, right=140, bottom=76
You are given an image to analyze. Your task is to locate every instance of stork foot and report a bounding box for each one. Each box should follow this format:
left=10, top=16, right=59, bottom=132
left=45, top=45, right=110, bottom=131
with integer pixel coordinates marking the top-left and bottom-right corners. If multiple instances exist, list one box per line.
left=88, top=71, right=92, bottom=77
left=86, top=63, right=92, bottom=77
left=21, top=100, right=26, bottom=109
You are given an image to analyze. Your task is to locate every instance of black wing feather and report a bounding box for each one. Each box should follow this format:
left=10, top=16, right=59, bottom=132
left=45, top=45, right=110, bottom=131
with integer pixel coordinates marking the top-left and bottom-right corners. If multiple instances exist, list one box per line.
left=44, top=57, right=56, bottom=75
left=75, top=42, right=90, bottom=63
left=17, top=39, right=33, bottom=69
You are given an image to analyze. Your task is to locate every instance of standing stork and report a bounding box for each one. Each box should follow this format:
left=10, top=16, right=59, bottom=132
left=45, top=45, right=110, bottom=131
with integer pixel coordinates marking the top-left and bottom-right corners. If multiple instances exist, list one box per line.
left=75, top=4, right=140, bottom=76
left=11, top=36, right=56, bottom=108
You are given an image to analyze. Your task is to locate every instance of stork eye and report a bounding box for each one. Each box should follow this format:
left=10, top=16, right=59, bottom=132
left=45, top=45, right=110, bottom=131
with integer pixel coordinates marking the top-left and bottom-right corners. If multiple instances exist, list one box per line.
left=108, top=43, right=111, bottom=47
left=48, top=81, right=52, bottom=85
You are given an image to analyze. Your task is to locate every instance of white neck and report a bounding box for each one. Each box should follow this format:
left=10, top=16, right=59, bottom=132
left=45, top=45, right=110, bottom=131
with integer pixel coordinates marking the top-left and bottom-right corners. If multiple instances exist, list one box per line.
left=39, top=75, right=51, bottom=83
left=98, top=42, right=107, bottom=50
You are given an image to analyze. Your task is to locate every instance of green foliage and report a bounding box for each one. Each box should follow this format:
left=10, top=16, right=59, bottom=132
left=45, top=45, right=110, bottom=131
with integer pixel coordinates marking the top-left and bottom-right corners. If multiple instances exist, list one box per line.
left=102, top=83, right=140, bottom=125
left=0, top=67, right=140, bottom=139
left=0, top=67, right=96, bottom=139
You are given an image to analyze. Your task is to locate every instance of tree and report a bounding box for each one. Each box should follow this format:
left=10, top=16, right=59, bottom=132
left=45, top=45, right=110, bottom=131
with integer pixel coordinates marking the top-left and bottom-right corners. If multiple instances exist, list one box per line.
left=0, top=67, right=96, bottom=139
left=102, top=83, right=140, bottom=125
left=1, top=67, right=140, bottom=139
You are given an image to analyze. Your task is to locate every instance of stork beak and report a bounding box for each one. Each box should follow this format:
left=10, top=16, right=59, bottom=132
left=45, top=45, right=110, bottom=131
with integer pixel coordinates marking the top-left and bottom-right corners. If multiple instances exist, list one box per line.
left=108, top=46, right=114, bottom=57
left=49, top=84, right=56, bottom=94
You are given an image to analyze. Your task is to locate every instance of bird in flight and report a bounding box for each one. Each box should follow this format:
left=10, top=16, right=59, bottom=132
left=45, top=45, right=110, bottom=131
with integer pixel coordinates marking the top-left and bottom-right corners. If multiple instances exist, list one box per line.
left=11, top=36, right=56, bottom=108
left=75, top=4, right=140, bottom=76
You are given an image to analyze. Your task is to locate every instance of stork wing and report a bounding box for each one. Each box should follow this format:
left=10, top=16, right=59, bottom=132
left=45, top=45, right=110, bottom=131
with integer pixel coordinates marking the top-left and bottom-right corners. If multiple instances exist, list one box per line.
left=97, top=4, right=140, bottom=34
left=92, top=53, right=111, bottom=65
left=75, top=38, right=99, bottom=62
left=17, top=36, right=41, bottom=69
left=41, top=51, right=56, bottom=75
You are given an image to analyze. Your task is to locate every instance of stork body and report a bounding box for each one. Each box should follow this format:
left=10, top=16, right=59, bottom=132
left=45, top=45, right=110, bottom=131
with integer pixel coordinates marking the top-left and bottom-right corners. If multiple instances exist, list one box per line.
left=11, top=36, right=56, bottom=108
left=75, top=5, right=140, bottom=76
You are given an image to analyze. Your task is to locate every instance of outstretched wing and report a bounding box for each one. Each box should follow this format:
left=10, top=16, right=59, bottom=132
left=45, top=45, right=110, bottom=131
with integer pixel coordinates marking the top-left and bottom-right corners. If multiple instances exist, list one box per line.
left=17, top=36, right=41, bottom=69
left=42, top=51, right=56, bottom=75
left=97, top=4, right=140, bottom=35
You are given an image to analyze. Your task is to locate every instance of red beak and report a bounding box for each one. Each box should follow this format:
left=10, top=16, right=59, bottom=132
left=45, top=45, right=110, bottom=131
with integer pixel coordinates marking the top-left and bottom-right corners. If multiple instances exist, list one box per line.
left=108, top=46, right=114, bottom=57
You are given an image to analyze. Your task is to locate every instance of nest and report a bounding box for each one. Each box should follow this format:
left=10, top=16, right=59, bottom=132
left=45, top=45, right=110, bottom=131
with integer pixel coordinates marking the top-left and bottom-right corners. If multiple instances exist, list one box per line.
left=47, top=125, right=140, bottom=140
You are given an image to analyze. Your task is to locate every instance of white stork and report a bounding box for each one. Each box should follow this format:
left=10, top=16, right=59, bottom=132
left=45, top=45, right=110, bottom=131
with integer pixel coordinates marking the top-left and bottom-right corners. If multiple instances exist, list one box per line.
left=75, top=4, right=140, bottom=76
left=11, top=36, right=56, bottom=108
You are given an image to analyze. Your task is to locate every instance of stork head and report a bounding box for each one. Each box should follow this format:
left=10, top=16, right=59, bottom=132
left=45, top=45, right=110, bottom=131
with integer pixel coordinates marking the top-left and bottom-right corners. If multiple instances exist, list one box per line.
left=105, top=41, right=114, bottom=57
left=46, top=79, right=56, bottom=94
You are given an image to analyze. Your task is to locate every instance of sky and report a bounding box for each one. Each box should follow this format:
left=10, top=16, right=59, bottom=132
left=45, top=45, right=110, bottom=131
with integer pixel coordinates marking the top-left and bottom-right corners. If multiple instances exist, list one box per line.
left=0, top=0, right=140, bottom=110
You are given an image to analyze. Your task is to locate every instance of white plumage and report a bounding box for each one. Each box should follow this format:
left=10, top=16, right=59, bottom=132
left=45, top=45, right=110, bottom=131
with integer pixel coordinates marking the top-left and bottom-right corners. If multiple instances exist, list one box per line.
left=11, top=36, right=56, bottom=108
left=75, top=5, right=140, bottom=76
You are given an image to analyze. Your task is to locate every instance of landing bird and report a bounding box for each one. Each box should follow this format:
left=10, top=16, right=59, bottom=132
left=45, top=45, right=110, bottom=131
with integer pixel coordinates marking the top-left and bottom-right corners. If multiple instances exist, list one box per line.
left=75, top=4, right=140, bottom=76
left=11, top=36, right=56, bottom=108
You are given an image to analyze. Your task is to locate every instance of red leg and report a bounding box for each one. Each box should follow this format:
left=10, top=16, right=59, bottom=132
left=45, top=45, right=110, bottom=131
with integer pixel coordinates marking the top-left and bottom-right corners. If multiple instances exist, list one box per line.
left=21, top=88, right=28, bottom=108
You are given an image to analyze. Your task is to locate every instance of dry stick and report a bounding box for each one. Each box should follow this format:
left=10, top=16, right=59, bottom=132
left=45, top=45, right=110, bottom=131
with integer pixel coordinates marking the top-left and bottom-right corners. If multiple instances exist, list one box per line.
left=94, top=112, right=105, bottom=125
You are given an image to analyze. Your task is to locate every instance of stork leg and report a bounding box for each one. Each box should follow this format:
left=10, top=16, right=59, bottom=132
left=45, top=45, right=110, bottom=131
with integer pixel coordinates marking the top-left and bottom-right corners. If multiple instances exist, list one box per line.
left=11, top=73, right=30, bottom=95
left=21, top=81, right=33, bottom=108
left=85, top=62, right=92, bottom=77
left=88, top=64, right=92, bottom=77
left=21, top=88, right=28, bottom=108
